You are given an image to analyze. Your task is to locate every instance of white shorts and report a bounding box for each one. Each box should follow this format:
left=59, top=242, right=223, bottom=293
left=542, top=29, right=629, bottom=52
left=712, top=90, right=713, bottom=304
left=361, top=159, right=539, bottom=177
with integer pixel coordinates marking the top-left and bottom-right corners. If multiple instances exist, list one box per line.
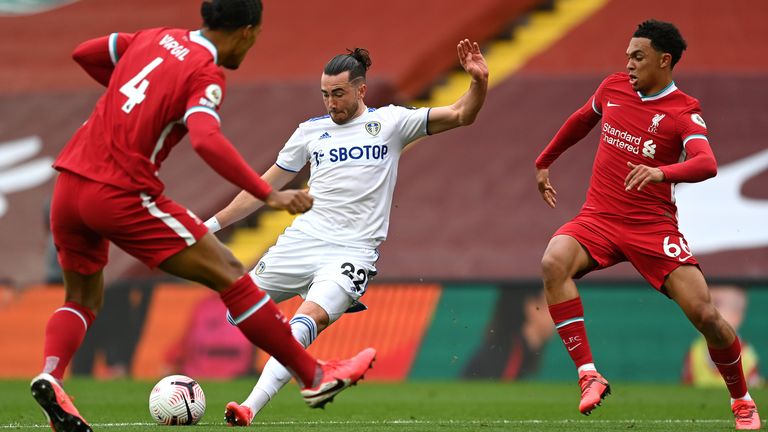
left=248, top=227, right=379, bottom=321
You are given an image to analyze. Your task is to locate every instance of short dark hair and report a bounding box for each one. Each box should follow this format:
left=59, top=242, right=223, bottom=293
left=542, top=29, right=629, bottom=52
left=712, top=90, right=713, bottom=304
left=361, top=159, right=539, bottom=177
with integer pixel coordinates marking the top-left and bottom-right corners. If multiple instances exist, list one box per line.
left=633, top=19, right=687, bottom=69
left=201, top=0, right=262, bottom=31
left=324, top=48, right=372, bottom=81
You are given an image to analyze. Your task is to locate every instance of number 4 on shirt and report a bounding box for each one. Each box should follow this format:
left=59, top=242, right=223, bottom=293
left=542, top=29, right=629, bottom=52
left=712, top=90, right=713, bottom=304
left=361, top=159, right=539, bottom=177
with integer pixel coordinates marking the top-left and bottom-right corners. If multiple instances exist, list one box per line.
left=120, top=57, right=164, bottom=114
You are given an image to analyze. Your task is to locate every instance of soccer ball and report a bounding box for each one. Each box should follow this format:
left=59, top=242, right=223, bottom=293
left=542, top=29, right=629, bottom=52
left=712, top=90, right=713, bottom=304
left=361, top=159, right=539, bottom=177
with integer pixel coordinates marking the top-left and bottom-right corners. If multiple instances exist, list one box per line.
left=148, top=375, right=206, bottom=425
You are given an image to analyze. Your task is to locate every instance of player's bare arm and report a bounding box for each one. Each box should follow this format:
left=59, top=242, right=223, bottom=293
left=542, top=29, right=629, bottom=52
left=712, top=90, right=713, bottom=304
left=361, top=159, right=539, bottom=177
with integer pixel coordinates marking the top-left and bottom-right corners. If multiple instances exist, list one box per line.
left=210, top=164, right=299, bottom=231
left=536, top=168, right=558, bottom=208
left=426, top=39, right=489, bottom=135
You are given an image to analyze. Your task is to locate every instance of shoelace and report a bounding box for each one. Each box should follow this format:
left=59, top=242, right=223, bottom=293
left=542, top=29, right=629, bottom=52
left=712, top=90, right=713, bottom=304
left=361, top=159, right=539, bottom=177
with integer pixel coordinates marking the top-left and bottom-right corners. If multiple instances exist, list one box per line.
left=734, top=404, right=756, bottom=420
left=579, top=375, right=604, bottom=395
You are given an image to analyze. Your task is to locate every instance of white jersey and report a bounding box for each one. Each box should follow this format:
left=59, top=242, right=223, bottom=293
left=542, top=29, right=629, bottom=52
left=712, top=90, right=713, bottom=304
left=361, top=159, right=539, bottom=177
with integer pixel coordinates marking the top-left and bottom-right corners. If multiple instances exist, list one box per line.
left=276, top=105, right=430, bottom=248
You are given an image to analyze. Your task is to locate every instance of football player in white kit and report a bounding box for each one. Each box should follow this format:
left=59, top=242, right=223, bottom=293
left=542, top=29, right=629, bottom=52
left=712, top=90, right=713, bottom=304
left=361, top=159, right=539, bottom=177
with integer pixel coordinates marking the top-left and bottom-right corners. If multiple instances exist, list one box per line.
left=206, top=39, right=488, bottom=426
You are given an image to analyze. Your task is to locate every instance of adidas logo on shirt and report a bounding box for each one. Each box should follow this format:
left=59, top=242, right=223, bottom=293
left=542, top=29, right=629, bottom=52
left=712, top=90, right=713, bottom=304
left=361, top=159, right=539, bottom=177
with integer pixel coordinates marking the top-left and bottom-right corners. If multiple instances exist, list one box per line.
left=319, top=132, right=331, bottom=140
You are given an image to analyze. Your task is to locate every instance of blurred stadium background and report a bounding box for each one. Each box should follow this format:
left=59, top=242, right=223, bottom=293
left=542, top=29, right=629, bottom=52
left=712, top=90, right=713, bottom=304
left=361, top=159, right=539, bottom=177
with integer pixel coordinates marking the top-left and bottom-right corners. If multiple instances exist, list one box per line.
left=0, top=0, right=766, bottom=390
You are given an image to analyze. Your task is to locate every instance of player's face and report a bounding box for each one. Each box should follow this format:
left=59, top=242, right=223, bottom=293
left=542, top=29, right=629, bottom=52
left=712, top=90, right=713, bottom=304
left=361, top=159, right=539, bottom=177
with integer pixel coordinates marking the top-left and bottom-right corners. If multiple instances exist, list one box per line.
left=223, top=25, right=261, bottom=70
left=625, top=37, right=667, bottom=94
left=320, top=71, right=366, bottom=125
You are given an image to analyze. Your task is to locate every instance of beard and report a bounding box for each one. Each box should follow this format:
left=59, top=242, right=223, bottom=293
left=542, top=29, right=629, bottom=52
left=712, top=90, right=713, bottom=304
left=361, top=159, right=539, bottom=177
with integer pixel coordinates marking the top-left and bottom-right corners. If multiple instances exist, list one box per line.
left=330, top=101, right=359, bottom=125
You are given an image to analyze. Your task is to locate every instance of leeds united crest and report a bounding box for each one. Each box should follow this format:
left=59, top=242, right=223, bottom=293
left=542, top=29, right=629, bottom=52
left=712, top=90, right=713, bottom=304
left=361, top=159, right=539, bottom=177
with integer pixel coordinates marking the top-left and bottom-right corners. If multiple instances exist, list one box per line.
left=365, top=121, right=381, bottom=136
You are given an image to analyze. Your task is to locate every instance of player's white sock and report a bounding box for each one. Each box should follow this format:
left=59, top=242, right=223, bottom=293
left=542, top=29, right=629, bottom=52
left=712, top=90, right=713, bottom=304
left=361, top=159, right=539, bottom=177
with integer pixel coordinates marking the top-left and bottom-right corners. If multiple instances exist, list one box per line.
left=577, top=363, right=597, bottom=374
left=242, top=314, right=318, bottom=415
left=731, top=392, right=753, bottom=403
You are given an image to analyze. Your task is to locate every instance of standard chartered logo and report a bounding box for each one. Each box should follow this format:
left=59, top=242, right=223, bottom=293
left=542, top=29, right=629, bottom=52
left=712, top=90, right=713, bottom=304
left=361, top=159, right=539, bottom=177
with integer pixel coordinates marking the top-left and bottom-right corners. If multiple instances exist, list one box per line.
left=642, top=140, right=656, bottom=159
left=602, top=123, right=656, bottom=159
left=602, top=122, right=640, bottom=155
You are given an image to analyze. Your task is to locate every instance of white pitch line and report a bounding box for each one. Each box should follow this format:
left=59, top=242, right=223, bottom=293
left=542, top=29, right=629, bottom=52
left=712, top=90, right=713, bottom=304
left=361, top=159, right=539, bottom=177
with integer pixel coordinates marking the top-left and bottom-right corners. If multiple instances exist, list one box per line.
left=1, top=419, right=731, bottom=428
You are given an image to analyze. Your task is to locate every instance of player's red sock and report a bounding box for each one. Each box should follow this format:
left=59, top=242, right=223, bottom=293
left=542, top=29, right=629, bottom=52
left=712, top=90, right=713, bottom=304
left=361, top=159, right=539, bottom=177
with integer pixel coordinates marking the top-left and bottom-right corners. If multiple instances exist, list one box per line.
left=42, top=301, right=95, bottom=380
left=708, top=337, right=749, bottom=399
left=220, top=274, right=317, bottom=387
left=549, top=297, right=594, bottom=368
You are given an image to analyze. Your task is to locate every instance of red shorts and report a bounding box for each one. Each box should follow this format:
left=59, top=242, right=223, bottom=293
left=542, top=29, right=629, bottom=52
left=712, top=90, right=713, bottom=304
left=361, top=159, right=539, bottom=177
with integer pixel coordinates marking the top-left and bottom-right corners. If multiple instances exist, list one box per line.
left=554, top=212, right=700, bottom=290
left=51, top=171, right=208, bottom=274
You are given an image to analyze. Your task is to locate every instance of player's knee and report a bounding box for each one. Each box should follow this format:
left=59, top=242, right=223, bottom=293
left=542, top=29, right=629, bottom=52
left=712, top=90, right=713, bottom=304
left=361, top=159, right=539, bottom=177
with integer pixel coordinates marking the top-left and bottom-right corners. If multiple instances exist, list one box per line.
left=214, top=244, right=244, bottom=275
left=200, top=260, right=246, bottom=291
left=690, top=304, right=720, bottom=332
left=214, top=251, right=245, bottom=287
left=226, top=256, right=245, bottom=276
left=541, top=253, right=569, bottom=283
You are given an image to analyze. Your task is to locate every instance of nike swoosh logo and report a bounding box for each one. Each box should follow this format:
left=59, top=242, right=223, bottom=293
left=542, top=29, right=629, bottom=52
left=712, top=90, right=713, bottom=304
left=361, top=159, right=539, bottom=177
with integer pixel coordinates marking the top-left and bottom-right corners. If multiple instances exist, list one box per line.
left=52, top=409, right=65, bottom=423
left=568, top=343, right=582, bottom=351
left=607, top=101, right=621, bottom=107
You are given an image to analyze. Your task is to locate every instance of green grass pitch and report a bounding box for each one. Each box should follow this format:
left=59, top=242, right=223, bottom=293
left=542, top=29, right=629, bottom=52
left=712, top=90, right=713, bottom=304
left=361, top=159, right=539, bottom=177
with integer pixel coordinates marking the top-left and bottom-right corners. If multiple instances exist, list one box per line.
left=1, top=379, right=764, bottom=431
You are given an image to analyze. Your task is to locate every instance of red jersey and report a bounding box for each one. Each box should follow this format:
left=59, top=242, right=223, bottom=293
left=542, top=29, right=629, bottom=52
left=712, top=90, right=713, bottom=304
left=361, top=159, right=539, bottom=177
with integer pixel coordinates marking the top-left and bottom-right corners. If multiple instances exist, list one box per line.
left=587, top=73, right=709, bottom=221
left=538, top=72, right=711, bottom=222
left=54, top=28, right=226, bottom=196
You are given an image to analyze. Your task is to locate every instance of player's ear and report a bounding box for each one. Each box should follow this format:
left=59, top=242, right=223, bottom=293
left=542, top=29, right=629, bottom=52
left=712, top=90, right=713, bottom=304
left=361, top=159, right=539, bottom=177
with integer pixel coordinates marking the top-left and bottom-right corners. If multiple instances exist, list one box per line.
left=659, top=52, right=672, bottom=69
left=357, top=82, right=367, bottom=99
left=241, top=24, right=255, bottom=41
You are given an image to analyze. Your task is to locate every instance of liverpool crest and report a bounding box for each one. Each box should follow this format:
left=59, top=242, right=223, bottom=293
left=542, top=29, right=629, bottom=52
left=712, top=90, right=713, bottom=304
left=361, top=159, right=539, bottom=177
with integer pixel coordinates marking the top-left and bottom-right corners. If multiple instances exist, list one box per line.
left=648, top=113, right=665, bottom=134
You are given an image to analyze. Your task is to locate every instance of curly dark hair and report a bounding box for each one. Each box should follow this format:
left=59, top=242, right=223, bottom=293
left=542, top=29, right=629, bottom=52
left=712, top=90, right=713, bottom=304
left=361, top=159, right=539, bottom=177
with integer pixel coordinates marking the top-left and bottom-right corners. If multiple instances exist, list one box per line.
left=201, top=0, right=262, bottom=31
left=633, top=19, right=687, bottom=69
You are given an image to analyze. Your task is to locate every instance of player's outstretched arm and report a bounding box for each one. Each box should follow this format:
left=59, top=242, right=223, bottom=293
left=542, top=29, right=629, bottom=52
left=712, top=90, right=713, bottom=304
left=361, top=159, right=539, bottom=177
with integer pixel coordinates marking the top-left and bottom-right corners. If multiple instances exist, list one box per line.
left=533, top=98, right=601, bottom=205
left=72, top=33, right=134, bottom=87
left=207, top=165, right=299, bottom=233
left=535, top=99, right=601, bottom=169
left=426, top=39, right=489, bottom=135
left=188, top=112, right=312, bottom=217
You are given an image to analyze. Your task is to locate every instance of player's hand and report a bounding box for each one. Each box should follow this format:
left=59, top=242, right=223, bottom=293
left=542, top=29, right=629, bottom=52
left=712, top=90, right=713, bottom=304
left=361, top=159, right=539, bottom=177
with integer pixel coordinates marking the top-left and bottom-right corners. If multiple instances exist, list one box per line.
left=536, top=168, right=557, bottom=208
left=457, top=39, right=489, bottom=83
left=624, top=162, right=665, bottom=192
left=265, top=189, right=313, bottom=214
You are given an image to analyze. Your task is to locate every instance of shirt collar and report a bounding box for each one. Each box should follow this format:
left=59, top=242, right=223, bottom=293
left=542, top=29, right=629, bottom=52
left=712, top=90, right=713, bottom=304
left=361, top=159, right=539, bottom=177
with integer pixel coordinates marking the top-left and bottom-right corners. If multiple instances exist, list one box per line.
left=189, top=30, right=218, bottom=64
left=638, top=81, right=677, bottom=102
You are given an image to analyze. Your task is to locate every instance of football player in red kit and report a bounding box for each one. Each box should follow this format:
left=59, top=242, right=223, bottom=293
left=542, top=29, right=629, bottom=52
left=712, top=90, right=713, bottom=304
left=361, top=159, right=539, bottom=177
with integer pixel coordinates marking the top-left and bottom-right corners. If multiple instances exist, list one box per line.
left=31, top=1, right=374, bottom=431
left=535, top=19, right=760, bottom=430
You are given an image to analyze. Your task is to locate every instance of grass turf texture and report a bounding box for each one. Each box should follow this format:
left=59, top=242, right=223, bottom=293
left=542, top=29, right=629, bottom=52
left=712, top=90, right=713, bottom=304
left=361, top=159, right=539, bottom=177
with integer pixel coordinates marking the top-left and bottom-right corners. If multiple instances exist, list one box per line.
left=1, top=379, right=764, bottom=431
